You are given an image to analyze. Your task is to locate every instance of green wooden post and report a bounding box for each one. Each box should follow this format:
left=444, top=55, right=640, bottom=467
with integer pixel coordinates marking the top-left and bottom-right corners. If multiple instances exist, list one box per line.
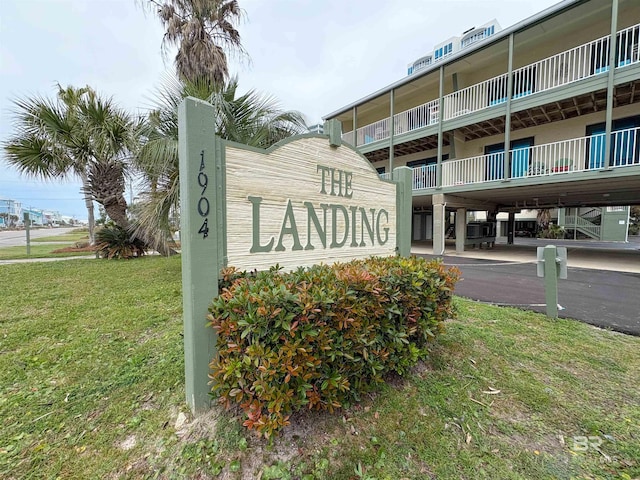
left=543, top=245, right=559, bottom=319
left=393, top=166, right=413, bottom=257
left=178, top=97, right=226, bottom=413
left=324, top=119, right=342, bottom=147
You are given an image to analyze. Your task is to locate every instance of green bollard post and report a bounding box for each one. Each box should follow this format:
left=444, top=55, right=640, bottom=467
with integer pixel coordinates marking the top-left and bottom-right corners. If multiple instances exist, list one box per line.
left=543, top=245, right=558, bottom=318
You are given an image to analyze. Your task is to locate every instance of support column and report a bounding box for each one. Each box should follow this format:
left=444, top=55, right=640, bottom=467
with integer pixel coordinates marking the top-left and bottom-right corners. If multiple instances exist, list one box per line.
left=604, top=0, right=619, bottom=168
left=436, top=66, right=445, bottom=188
left=432, top=194, right=446, bottom=255
left=455, top=208, right=467, bottom=253
left=389, top=89, right=395, bottom=173
left=504, top=33, right=515, bottom=181
left=353, top=106, right=358, bottom=147
left=507, top=212, right=515, bottom=245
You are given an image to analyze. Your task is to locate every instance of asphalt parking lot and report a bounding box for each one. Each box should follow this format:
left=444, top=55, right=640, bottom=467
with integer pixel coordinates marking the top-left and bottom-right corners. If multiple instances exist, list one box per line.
left=414, top=239, right=640, bottom=336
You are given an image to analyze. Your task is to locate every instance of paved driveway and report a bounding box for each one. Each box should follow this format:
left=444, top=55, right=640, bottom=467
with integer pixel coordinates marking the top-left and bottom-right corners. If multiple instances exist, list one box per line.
left=0, top=227, right=77, bottom=247
left=416, top=254, right=640, bottom=336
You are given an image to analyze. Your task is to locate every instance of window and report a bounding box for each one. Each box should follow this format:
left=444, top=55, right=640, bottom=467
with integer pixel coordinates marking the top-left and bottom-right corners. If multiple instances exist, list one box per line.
left=606, top=206, right=626, bottom=212
left=376, top=167, right=386, bottom=175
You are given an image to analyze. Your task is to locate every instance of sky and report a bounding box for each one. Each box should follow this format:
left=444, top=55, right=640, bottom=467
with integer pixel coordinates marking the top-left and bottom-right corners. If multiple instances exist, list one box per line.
left=0, top=0, right=561, bottom=220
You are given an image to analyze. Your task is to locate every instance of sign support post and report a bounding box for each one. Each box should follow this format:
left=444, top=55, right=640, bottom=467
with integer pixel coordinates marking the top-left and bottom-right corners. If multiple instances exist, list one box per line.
left=178, top=97, right=225, bottom=413
left=393, top=166, right=413, bottom=257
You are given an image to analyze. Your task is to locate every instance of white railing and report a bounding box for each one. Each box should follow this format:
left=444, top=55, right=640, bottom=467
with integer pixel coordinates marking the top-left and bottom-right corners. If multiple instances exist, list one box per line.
left=342, top=24, right=639, bottom=146
left=611, top=126, right=640, bottom=167
left=412, top=164, right=437, bottom=189
left=356, top=117, right=390, bottom=145
left=378, top=172, right=392, bottom=181
left=616, top=24, right=640, bottom=68
left=441, top=152, right=506, bottom=187
left=527, top=136, right=589, bottom=175
left=394, top=99, right=439, bottom=135
left=443, top=73, right=509, bottom=120
left=417, top=127, right=639, bottom=190
left=513, top=34, right=611, bottom=98
left=342, top=130, right=354, bottom=145
left=564, top=216, right=601, bottom=239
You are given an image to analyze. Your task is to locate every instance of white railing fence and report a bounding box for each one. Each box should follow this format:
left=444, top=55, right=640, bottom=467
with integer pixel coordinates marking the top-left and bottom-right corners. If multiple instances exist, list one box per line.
left=527, top=136, right=588, bottom=176
left=417, top=127, right=639, bottom=189
left=342, top=130, right=354, bottom=145
left=616, top=24, right=640, bottom=68
left=356, top=117, right=390, bottom=145
left=611, top=126, right=640, bottom=167
left=378, top=172, right=392, bottom=181
left=441, top=153, right=505, bottom=187
left=412, top=164, right=437, bottom=189
left=564, top=215, right=601, bottom=238
left=340, top=24, right=639, bottom=149
left=394, top=99, right=439, bottom=135
left=443, top=73, right=509, bottom=120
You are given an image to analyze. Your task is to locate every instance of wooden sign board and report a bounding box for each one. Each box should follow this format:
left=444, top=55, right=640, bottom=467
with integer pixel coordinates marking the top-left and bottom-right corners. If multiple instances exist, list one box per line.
left=178, top=97, right=412, bottom=412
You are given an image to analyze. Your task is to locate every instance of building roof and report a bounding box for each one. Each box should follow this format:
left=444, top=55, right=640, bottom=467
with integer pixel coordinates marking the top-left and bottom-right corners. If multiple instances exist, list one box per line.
left=323, top=0, right=583, bottom=120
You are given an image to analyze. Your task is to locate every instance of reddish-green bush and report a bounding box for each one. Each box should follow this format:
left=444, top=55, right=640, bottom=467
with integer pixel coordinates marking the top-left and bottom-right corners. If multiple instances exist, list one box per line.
left=208, top=256, right=459, bottom=437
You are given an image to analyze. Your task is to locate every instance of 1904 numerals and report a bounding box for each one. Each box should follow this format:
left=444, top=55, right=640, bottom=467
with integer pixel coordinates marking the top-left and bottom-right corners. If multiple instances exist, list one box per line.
left=197, top=150, right=210, bottom=239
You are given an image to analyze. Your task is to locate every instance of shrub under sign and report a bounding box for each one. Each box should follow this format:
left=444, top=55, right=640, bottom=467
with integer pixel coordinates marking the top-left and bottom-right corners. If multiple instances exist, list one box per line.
left=178, top=97, right=414, bottom=412
left=210, top=257, right=459, bottom=437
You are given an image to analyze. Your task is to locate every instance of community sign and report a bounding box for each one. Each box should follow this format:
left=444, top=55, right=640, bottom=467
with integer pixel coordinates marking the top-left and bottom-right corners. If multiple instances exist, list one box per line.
left=178, top=97, right=412, bottom=411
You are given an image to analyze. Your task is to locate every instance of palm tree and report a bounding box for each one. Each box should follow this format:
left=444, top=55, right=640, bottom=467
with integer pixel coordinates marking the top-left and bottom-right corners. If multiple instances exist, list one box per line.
left=132, top=75, right=307, bottom=251
left=3, top=85, right=137, bottom=244
left=147, top=0, right=247, bottom=85
left=536, top=208, right=551, bottom=233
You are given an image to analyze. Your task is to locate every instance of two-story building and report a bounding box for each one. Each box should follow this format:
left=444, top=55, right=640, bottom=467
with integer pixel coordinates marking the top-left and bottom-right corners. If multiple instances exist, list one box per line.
left=324, top=0, right=640, bottom=253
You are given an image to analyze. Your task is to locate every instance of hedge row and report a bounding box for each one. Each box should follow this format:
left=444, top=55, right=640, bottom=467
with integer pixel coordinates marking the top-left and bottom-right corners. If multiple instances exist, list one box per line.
left=208, top=256, right=460, bottom=437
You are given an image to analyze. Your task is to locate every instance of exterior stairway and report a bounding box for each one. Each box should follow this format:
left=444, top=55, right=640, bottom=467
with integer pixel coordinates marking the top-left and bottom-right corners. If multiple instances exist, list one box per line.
left=563, top=208, right=602, bottom=240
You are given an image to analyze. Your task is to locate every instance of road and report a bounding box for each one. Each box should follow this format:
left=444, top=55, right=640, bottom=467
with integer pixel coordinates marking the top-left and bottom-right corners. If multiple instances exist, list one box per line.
left=416, top=254, right=640, bottom=336
left=0, top=227, right=78, bottom=247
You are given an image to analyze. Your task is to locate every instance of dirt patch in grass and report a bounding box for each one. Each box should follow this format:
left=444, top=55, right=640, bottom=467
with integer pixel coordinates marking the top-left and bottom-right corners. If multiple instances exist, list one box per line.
left=52, top=245, right=95, bottom=253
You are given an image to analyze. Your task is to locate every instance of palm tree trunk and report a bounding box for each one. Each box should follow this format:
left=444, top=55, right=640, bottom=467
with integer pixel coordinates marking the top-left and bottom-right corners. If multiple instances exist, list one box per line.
left=79, top=171, right=96, bottom=245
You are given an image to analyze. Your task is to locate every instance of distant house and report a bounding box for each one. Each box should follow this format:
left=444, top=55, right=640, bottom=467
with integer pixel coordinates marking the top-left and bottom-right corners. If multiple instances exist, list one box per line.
left=0, top=198, right=22, bottom=227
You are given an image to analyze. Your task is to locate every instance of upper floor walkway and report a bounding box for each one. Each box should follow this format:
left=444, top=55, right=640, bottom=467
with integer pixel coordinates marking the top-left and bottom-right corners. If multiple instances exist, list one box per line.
left=342, top=23, right=640, bottom=150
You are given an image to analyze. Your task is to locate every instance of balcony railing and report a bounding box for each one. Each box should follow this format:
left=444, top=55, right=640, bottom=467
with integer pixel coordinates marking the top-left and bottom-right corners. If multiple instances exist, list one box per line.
left=431, top=127, right=640, bottom=189
left=413, top=164, right=437, bottom=189
left=342, top=130, right=355, bottom=145
left=394, top=99, right=439, bottom=135
left=356, top=117, right=390, bottom=145
left=341, top=24, right=639, bottom=144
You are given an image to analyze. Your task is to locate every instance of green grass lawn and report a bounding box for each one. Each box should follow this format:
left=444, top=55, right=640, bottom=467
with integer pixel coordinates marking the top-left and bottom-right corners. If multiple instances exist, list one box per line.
left=0, top=243, right=93, bottom=260
left=29, top=230, right=89, bottom=243
left=1, top=256, right=638, bottom=479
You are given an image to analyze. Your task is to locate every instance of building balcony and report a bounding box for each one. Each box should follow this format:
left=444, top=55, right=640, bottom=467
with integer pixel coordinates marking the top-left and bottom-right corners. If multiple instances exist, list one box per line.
left=342, top=23, right=640, bottom=147
left=412, top=126, right=639, bottom=192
